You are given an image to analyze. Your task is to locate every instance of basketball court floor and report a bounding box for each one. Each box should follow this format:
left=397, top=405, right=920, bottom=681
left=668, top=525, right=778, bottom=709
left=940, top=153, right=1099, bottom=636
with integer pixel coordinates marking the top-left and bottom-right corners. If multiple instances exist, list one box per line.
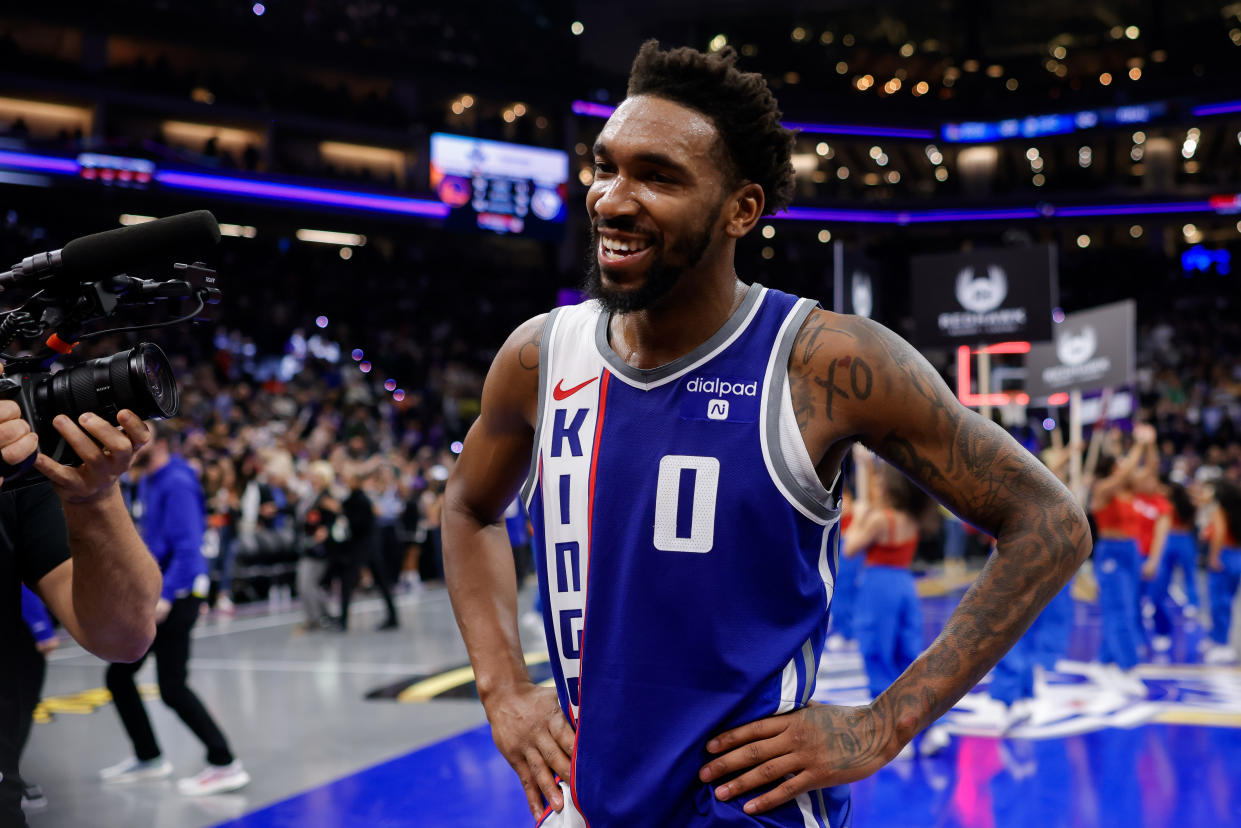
left=20, top=575, right=1241, bottom=828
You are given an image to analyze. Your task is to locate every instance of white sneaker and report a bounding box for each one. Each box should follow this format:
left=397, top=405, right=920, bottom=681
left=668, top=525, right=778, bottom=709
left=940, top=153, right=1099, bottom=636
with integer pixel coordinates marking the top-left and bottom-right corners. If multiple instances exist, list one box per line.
left=1003, top=699, right=1034, bottom=733
left=1204, top=645, right=1238, bottom=665
left=920, top=725, right=952, bottom=757
left=177, top=760, right=250, bottom=796
left=1151, top=635, right=1172, bottom=653
left=100, top=756, right=173, bottom=783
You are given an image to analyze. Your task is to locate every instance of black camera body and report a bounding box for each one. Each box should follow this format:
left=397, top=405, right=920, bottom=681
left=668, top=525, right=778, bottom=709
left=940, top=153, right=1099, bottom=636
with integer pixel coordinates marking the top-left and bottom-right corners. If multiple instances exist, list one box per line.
left=0, top=211, right=222, bottom=489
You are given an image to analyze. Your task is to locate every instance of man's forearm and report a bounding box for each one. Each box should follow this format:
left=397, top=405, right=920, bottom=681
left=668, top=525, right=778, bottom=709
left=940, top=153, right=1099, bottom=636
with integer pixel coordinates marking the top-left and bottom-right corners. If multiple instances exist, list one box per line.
left=873, top=495, right=1090, bottom=747
left=64, top=486, right=160, bottom=661
left=443, top=505, right=531, bottom=704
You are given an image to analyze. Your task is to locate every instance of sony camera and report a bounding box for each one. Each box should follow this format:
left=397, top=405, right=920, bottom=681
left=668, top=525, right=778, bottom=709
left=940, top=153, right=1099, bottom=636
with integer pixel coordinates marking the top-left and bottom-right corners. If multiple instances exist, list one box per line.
left=0, top=211, right=222, bottom=488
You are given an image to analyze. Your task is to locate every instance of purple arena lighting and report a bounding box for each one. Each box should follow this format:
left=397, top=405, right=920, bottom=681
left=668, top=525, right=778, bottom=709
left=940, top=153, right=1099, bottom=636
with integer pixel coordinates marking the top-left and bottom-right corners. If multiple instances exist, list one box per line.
left=572, top=101, right=617, bottom=118
left=351, top=349, right=364, bottom=361
left=0, top=151, right=79, bottom=175
left=781, top=121, right=936, bottom=139
left=154, top=171, right=450, bottom=217
left=1192, top=100, right=1241, bottom=117
left=776, top=199, right=1219, bottom=224
left=315, top=316, right=329, bottom=328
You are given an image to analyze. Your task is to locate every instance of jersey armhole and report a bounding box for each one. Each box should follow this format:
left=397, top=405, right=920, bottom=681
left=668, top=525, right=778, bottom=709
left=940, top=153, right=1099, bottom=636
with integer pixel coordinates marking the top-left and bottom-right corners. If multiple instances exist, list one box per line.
left=760, top=298, right=840, bottom=525
left=520, top=308, right=563, bottom=507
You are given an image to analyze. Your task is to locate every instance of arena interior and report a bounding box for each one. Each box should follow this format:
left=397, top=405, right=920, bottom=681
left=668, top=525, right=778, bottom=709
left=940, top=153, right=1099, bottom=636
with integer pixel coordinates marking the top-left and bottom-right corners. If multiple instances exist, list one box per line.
left=3, top=1, right=1241, bottom=826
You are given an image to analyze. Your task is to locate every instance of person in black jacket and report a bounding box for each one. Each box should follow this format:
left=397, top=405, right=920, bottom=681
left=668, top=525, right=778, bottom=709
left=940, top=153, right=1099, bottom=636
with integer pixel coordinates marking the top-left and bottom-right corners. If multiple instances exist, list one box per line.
left=337, top=470, right=398, bottom=631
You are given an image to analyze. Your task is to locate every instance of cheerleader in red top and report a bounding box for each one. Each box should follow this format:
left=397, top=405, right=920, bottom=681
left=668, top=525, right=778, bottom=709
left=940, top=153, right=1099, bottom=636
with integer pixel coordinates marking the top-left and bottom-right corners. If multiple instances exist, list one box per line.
left=1203, top=479, right=1241, bottom=665
left=1154, top=482, right=1202, bottom=618
left=1088, top=425, right=1154, bottom=696
left=844, top=455, right=930, bottom=702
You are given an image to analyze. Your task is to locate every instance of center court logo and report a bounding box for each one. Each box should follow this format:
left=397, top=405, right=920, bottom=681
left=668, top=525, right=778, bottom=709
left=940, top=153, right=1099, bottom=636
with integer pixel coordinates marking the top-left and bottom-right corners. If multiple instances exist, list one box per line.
left=685, top=377, right=758, bottom=397
left=955, top=265, right=1008, bottom=313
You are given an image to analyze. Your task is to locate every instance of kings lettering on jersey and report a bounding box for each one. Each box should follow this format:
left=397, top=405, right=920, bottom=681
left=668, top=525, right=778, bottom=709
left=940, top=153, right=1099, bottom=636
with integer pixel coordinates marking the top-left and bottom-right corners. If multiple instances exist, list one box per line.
left=532, top=375, right=605, bottom=719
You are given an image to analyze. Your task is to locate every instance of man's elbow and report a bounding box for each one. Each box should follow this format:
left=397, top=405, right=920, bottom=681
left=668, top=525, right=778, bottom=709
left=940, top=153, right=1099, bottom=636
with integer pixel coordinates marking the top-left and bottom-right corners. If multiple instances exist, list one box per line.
left=85, top=610, right=157, bottom=663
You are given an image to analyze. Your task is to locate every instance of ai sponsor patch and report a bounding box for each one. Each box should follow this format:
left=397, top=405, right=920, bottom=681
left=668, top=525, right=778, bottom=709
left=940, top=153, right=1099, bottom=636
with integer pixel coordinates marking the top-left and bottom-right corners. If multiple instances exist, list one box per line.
left=679, top=375, right=760, bottom=423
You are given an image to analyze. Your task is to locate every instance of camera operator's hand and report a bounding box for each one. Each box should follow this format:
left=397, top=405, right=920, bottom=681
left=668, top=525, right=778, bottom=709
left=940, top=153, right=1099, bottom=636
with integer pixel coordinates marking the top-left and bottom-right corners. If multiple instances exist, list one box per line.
left=33, top=409, right=153, bottom=503
left=0, top=400, right=40, bottom=481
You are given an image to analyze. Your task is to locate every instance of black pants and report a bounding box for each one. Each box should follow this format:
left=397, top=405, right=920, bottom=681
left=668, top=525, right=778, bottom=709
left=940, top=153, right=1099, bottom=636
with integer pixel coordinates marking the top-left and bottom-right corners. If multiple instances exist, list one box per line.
left=339, top=535, right=397, bottom=629
left=0, top=628, right=47, bottom=827
left=14, top=627, right=45, bottom=763
left=105, top=597, right=233, bottom=767
left=0, top=770, right=24, bottom=827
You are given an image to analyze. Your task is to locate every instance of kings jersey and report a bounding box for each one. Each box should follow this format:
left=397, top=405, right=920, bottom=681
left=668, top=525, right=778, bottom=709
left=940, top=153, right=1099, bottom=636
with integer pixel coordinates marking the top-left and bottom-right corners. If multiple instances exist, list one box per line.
left=525, top=285, right=852, bottom=828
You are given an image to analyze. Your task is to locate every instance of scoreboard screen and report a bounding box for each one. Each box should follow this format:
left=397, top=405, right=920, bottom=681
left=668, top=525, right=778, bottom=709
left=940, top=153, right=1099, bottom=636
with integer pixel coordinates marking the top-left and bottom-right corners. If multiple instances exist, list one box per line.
left=430, top=133, right=568, bottom=239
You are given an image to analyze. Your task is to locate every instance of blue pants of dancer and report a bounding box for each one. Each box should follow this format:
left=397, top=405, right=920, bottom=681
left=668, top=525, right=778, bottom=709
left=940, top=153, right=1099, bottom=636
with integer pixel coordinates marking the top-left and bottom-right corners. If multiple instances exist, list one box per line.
left=831, top=551, right=864, bottom=641
left=1150, top=531, right=1200, bottom=626
left=1208, top=547, right=1241, bottom=645
left=1095, top=538, right=1142, bottom=670
left=1033, top=584, right=1073, bottom=670
left=856, top=565, right=923, bottom=699
left=990, top=626, right=1034, bottom=705
left=991, top=584, right=1072, bottom=704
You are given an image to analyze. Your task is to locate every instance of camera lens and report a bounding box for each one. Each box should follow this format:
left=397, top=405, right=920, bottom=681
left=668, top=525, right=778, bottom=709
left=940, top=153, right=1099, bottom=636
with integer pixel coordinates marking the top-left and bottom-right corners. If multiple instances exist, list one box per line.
left=35, top=342, right=180, bottom=425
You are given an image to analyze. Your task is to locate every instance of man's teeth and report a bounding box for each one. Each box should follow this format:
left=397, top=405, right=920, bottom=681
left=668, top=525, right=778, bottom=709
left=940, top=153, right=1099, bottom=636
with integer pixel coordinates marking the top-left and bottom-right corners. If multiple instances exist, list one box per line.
left=601, top=237, right=650, bottom=255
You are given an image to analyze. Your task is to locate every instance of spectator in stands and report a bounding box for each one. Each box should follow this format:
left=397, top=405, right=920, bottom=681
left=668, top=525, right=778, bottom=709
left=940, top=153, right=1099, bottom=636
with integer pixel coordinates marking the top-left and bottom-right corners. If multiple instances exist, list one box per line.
left=295, top=461, right=342, bottom=632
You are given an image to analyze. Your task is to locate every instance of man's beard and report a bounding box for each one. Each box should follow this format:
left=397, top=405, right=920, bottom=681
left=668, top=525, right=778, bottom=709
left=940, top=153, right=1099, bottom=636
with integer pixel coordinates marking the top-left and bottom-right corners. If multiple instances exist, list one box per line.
left=582, top=204, right=720, bottom=314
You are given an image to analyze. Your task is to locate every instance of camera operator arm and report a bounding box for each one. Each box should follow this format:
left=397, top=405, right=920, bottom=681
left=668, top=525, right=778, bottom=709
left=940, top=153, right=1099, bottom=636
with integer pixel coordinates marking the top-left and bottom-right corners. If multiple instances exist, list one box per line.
left=30, top=409, right=161, bottom=663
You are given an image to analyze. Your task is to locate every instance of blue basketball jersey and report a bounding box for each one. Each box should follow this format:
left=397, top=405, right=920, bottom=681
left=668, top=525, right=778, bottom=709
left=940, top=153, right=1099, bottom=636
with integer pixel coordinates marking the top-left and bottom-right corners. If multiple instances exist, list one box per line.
left=523, top=285, right=851, bottom=827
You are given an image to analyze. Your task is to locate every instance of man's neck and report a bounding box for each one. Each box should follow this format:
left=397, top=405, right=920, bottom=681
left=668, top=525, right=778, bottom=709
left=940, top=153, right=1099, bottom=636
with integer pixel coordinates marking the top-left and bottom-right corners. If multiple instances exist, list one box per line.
left=608, top=270, right=748, bottom=371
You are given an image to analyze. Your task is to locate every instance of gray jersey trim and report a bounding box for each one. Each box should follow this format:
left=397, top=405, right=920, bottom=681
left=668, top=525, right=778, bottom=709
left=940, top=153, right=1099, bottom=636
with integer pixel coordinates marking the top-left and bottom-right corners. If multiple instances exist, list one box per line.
left=593, top=283, right=765, bottom=389
left=520, top=308, right=563, bottom=506
left=799, top=637, right=817, bottom=706
left=765, top=299, right=839, bottom=524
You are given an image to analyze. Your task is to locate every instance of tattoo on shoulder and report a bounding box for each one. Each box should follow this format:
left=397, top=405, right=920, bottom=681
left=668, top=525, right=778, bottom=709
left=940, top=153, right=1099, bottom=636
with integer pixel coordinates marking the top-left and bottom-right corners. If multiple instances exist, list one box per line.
left=791, top=313, right=855, bottom=367
left=517, top=324, right=542, bottom=371
left=814, top=354, right=873, bottom=421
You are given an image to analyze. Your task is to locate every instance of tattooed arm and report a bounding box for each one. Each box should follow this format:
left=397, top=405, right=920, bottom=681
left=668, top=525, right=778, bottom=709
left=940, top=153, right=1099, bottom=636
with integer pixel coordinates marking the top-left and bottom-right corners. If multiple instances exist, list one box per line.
left=701, top=310, right=1090, bottom=814
left=443, top=314, right=576, bottom=818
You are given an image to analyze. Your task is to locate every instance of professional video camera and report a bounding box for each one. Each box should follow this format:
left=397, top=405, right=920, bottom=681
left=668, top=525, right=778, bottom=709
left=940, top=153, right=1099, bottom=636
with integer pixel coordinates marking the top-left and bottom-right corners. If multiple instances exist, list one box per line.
left=0, top=210, right=222, bottom=488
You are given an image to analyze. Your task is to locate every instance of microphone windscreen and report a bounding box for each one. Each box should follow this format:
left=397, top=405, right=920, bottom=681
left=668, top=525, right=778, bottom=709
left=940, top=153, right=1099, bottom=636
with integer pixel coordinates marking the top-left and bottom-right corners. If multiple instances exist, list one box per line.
left=60, top=211, right=220, bottom=280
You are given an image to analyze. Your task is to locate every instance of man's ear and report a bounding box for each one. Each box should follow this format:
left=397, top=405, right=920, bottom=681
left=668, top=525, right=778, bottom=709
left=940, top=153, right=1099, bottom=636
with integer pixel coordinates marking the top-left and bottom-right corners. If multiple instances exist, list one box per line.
left=723, top=181, right=766, bottom=239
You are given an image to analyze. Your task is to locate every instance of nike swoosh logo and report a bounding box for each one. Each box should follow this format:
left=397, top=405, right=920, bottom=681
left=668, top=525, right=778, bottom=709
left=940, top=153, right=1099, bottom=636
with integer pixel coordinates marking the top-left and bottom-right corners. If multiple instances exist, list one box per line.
left=553, top=377, right=598, bottom=401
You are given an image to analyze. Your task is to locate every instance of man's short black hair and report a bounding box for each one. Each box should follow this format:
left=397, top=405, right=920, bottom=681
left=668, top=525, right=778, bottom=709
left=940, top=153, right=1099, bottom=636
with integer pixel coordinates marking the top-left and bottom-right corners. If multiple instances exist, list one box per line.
left=626, top=39, right=797, bottom=216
